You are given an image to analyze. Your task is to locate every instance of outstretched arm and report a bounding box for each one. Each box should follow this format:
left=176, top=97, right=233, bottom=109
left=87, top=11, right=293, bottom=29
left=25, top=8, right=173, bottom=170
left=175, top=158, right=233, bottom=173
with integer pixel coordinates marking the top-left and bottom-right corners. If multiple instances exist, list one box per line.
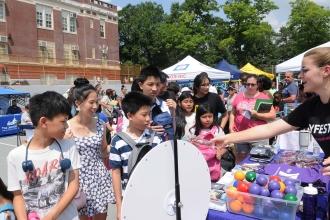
left=212, top=119, right=296, bottom=147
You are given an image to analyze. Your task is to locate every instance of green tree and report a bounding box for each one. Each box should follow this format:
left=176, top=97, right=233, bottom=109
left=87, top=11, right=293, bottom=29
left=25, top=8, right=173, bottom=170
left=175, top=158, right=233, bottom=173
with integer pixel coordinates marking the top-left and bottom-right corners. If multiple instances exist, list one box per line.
left=219, top=0, right=278, bottom=68
left=158, top=0, right=224, bottom=66
left=118, top=2, right=168, bottom=66
left=277, top=0, right=330, bottom=60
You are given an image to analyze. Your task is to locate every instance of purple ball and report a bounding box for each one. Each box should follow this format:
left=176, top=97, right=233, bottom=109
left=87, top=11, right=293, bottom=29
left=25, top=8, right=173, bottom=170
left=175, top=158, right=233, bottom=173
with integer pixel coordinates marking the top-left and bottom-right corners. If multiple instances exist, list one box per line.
left=249, top=183, right=261, bottom=195
left=260, top=187, right=270, bottom=197
left=284, top=179, right=296, bottom=186
left=268, top=180, right=280, bottom=191
left=285, top=185, right=297, bottom=195
left=256, top=175, right=268, bottom=186
left=271, top=190, right=284, bottom=199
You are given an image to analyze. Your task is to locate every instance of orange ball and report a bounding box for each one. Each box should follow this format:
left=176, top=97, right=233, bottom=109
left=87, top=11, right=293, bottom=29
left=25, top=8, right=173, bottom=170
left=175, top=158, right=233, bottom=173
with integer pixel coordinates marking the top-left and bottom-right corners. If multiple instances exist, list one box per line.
left=234, top=171, right=245, bottom=181
left=226, top=186, right=238, bottom=199
left=229, top=200, right=242, bottom=212
left=242, top=203, right=254, bottom=214
left=279, top=181, right=286, bottom=193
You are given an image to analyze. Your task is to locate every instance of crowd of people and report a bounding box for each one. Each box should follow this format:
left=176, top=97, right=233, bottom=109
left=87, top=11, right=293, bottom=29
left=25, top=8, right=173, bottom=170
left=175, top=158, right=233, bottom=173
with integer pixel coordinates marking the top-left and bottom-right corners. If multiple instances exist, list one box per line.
left=2, top=47, right=329, bottom=220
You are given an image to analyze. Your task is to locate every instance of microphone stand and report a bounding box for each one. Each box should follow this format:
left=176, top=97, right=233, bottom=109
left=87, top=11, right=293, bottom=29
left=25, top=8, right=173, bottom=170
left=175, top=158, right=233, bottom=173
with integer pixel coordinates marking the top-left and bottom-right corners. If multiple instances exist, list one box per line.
left=171, top=109, right=182, bottom=220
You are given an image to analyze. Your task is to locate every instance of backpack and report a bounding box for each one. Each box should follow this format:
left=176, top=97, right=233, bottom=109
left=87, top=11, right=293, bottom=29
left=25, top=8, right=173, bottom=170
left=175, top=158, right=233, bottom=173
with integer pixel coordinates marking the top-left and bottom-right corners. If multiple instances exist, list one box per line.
left=116, top=132, right=154, bottom=178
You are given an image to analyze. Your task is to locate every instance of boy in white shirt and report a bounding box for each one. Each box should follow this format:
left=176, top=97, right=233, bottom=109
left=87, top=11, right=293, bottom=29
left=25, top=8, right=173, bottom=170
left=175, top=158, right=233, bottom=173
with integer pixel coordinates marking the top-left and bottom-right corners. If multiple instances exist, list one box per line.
left=7, top=91, right=80, bottom=220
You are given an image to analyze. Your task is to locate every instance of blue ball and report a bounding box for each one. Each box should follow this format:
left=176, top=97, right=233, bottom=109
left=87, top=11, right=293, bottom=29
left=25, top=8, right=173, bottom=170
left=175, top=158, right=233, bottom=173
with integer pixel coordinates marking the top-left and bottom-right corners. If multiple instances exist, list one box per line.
left=260, top=187, right=270, bottom=197
left=256, top=175, right=268, bottom=186
left=268, top=180, right=280, bottom=191
left=284, top=179, right=296, bottom=186
left=267, top=209, right=279, bottom=218
left=284, top=185, right=297, bottom=195
left=279, top=210, right=292, bottom=220
left=254, top=205, right=264, bottom=217
left=271, top=190, right=284, bottom=199
left=249, top=183, right=261, bottom=195
left=233, top=180, right=238, bottom=188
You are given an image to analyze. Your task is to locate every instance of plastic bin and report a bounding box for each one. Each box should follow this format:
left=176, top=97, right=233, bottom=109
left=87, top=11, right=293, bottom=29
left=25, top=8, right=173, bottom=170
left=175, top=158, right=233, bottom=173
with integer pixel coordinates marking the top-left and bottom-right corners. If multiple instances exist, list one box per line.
left=225, top=175, right=303, bottom=220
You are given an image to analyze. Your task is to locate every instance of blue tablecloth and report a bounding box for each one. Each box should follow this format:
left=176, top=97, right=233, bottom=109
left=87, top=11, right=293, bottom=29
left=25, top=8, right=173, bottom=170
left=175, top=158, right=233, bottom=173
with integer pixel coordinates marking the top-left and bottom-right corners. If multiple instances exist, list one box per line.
left=0, top=114, right=21, bottom=136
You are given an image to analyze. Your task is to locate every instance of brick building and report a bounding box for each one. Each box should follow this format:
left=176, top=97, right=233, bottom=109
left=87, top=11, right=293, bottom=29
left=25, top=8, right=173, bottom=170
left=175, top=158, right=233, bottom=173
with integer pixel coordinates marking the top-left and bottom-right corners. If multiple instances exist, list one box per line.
left=0, top=0, right=120, bottom=84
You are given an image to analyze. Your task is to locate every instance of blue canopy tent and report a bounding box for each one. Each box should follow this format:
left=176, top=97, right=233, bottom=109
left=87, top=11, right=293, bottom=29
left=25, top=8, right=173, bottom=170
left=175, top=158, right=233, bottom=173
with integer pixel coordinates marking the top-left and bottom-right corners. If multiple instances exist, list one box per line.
left=215, top=59, right=241, bottom=80
left=0, top=87, right=30, bottom=96
left=0, top=87, right=30, bottom=136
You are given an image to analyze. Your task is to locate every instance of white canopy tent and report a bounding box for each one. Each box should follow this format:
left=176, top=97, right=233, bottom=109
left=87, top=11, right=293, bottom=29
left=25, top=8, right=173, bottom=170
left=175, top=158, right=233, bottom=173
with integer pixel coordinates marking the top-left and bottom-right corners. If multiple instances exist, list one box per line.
left=276, top=41, right=330, bottom=73
left=163, top=55, right=230, bottom=81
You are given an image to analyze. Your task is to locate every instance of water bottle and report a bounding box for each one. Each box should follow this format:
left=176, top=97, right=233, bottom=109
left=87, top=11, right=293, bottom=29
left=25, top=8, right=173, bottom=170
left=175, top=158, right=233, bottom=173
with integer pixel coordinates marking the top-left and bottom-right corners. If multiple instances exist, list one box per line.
left=302, top=183, right=317, bottom=220
left=283, top=103, right=288, bottom=116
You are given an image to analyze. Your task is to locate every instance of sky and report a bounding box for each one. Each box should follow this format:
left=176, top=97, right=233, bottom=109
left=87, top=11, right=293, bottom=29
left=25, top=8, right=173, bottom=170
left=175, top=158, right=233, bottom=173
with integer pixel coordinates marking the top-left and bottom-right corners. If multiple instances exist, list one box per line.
left=108, top=0, right=330, bottom=31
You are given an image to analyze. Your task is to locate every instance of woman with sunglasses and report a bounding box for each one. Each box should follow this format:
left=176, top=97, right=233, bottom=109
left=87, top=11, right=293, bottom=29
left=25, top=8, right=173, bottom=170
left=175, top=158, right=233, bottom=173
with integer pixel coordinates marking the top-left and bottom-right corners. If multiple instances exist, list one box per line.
left=229, top=74, right=276, bottom=162
left=213, top=47, right=330, bottom=175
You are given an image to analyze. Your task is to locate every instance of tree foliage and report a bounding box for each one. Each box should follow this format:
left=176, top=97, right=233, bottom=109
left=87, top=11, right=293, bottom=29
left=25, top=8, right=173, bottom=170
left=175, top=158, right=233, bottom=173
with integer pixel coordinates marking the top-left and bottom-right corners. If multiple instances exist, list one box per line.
left=118, top=0, right=330, bottom=72
left=277, top=0, right=330, bottom=60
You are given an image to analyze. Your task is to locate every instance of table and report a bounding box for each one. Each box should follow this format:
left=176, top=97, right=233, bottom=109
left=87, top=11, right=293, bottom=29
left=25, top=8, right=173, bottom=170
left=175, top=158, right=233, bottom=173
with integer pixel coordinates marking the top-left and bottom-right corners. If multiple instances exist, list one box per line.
left=0, top=114, right=21, bottom=136
left=207, top=154, right=328, bottom=220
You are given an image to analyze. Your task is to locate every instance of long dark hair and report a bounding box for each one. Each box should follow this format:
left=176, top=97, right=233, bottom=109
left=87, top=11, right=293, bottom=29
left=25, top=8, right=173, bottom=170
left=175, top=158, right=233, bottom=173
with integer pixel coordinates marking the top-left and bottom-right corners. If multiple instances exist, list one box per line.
left=193, top=72, right=210, bottom=95
left=193, top=104, right=216, bottom=136
left=0, top=178, right=13, bottom=201
left=175, top=92, right=194, bottom=138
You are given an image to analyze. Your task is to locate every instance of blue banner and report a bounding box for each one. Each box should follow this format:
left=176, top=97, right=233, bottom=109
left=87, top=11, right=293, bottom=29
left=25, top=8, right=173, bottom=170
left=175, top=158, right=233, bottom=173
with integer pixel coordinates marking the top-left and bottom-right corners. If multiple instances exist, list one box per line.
left=0, top=114, right=21, bottom=136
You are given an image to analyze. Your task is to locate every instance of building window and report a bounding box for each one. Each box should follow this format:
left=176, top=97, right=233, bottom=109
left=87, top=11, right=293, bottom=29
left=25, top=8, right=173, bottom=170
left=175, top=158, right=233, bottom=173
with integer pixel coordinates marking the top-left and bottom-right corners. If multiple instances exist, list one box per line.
left=100, top=20, right=105, bottom=38
left=0, top=44, right=8, bottom=56
left=90, top=20, right=93, bottom=29
left=0, top=2, right=5, bottom=21
left=38, top=41, right=55, bottom=64
left=62, top=11, right=77, bottom=33
left=36, top=5, right=53, bottom=29
left=92, top=48, right=95, bottom=59
left=64, top=44, right=79, bottom=65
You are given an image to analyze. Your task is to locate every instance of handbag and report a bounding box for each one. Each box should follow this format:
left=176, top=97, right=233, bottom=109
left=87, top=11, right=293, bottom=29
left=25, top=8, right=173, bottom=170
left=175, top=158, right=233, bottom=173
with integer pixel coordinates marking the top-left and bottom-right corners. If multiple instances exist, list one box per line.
left=73, top=188, right=87, bottom=210
left=221, top=148, right=236, bottom=172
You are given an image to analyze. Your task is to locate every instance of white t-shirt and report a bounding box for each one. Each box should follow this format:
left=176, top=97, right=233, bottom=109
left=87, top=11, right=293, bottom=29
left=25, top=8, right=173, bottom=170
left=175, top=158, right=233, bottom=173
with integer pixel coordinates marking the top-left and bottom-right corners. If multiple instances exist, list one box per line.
left=182, top=113, right=196, bottom=141
left=7, top=139, right=81, bottom=220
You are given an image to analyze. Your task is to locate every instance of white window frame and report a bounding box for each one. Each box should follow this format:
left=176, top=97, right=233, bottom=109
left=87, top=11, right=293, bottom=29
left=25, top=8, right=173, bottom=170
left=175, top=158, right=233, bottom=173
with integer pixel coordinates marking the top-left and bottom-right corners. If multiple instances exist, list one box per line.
left=100, top=20, right=105, bottom=38
left=36, top=4, right=53, bottom=29
left=0, top=2, right=5, bottom=22
left=62, top=10, right=77, bottom=34
left=38, top=41, right=56, bottom=64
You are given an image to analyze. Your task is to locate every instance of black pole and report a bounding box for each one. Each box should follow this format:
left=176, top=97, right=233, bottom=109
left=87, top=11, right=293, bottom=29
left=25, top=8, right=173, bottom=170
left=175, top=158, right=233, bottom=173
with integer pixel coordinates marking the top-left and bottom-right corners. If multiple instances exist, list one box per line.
left=171, top=109, right=182, bottom=220
left=173, top=137, right=182, bottom=220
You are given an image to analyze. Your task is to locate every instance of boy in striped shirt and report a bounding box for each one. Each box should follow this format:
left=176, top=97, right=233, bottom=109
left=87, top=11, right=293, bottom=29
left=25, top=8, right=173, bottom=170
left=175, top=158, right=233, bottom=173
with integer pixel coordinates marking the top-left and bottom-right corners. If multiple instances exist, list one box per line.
left=110, top=92, right=162, bottom=220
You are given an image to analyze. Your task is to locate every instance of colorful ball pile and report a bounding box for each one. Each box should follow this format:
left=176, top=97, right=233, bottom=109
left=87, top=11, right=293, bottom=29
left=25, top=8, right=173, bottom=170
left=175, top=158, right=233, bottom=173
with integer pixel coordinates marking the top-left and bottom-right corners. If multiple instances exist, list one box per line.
left=227, top=170, right=299, bottom=217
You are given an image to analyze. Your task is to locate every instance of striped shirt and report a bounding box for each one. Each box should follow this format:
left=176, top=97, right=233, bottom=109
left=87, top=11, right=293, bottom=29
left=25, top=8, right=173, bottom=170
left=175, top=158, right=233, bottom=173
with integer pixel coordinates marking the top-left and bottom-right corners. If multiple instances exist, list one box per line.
left=109, top=129, right=162, bottom=190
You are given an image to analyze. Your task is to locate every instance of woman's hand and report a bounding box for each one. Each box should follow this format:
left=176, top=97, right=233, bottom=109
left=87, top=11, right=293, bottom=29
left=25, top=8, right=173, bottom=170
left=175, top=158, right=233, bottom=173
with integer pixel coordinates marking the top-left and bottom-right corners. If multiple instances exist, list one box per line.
left=63, top=128, right=73, bottom=139
left=322, top=156, right=330, bottom=176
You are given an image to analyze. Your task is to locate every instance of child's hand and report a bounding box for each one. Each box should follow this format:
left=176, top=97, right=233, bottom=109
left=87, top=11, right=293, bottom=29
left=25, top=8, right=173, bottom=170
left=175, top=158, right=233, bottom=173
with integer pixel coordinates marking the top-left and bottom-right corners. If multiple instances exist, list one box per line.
left=216, top=146, right=227, bottom=160
left=149, top=123, right=165, bottom=134
left=166, top=99, right=177, bottom=110
left=42, top=210, right=56, bottom=220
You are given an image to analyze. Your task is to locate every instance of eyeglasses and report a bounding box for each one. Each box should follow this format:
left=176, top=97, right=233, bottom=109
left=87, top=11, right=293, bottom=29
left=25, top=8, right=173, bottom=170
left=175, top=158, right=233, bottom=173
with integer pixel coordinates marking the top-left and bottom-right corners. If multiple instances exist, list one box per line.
left=245, top=83, right=257, bottom=87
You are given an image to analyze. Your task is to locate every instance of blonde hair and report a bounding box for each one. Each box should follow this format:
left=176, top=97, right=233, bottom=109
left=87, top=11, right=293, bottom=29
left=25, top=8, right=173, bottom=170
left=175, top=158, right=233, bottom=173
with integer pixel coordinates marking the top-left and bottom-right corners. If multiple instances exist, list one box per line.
left=304, top=47, right=330, bottom=67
